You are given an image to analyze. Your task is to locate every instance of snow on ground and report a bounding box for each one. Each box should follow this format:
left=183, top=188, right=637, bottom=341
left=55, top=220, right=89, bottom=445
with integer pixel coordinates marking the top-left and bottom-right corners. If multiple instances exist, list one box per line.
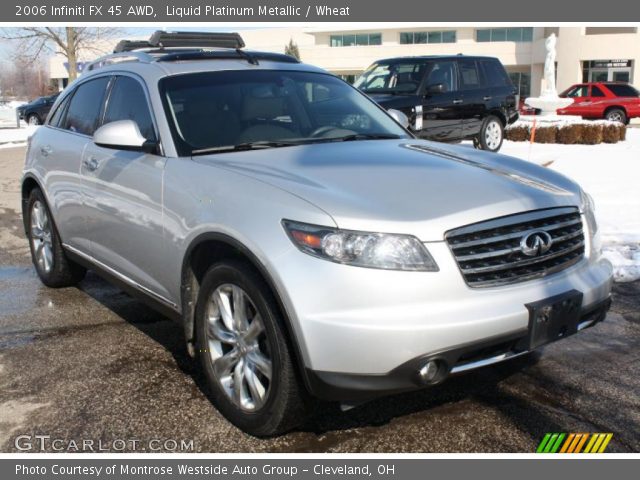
left=0, top=125, right=38, bottom=148
left=490, top=129, right=640, bottom=282
left=0, top=101, right=26, bottom=127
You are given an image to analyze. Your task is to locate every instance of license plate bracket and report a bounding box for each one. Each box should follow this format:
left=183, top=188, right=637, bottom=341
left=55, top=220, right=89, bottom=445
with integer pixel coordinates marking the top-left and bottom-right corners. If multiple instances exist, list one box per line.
left=526, top=290, right=583, bottom=350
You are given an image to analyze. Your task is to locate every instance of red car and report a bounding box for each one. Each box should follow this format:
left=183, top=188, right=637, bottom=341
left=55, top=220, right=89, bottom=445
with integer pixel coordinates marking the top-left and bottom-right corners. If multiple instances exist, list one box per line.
left=558, top=82, right=640, bottom=124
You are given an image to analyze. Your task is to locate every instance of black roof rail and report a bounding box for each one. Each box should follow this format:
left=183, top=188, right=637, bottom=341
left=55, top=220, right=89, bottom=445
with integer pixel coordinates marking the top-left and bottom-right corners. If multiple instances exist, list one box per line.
left=113, top=31, right=246, bottom=53
left=156, top=50, right=300, bottom=64
left=114, top=40, right=152, bottom=53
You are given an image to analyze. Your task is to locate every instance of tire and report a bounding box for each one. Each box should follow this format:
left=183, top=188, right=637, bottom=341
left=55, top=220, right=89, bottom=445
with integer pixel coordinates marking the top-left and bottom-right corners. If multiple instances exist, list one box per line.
left=195, top=260, right=309, bottom=436
left=475, top=115, right=504, bottom=152
left=27, top=114, right=41, bottom=126
left=26, top=189, right=86, bottom=288
left=605, top=108, right=627, bottom=125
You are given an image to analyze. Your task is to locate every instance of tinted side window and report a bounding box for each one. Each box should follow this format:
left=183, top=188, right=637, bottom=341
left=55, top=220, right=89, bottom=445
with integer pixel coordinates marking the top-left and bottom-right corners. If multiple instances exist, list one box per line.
left=606, top=84, right=639, bottom=97
left=481, top=60, right=510, bottom=87
left=591, top=86, right=605, bottom=97
left=458, top=60, right=481, bottom=90
left=103, top=76, right=156, bottom=141
left=48, top=95, right=71, bottom=127
left=424, top=61, right=457, bottom=92
left=566, top=86, right=588, bottom=97
left=62, top=77, right=110, bottom=135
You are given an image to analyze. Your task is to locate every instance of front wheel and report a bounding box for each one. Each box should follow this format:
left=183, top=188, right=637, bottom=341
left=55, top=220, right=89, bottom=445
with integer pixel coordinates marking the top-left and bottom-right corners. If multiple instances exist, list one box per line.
left=475, top=115, right=504, bottom=152
left=27, top=114, right=41, bottom=126
left=195, top=261, right=310, bottom=436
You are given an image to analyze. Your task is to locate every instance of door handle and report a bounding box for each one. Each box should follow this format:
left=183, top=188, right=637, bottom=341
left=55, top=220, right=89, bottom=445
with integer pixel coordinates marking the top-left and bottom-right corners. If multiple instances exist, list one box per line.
left=452, top=99, right=464, bottom=105
left=40, top=145, right=52, bottom=157
left=483, top=96, right=492, bottom=101
left=83, top=157, right=100, bottom=172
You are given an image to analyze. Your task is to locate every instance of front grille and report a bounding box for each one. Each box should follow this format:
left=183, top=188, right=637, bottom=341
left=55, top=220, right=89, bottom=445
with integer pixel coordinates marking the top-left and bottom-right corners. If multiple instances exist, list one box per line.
left=446, top=207, right=585, bottom=287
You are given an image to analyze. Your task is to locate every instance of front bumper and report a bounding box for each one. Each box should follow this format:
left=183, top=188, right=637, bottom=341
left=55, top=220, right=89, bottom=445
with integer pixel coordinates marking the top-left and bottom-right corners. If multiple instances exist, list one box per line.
left=306, top=296, right=611, bottom=402
left=271, top=241, right=613, bottom=401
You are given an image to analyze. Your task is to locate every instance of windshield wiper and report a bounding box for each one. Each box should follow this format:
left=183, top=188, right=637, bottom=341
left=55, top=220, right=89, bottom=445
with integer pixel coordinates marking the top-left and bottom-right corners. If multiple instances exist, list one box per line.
left=329, top=133, right=403, bottom=142
left=191, top=140, right=299, bottom=156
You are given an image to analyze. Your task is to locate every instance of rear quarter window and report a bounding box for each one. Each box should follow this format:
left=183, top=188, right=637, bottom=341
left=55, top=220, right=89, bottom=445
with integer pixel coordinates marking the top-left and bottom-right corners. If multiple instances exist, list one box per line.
left=481, top=60, right=511, bottom=87
left=606, top=84, right=639, bottom=97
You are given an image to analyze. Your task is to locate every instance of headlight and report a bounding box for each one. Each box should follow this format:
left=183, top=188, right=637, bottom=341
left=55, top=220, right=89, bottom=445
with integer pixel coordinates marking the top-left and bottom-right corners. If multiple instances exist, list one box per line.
left=283, top=220, right=438, bottom=271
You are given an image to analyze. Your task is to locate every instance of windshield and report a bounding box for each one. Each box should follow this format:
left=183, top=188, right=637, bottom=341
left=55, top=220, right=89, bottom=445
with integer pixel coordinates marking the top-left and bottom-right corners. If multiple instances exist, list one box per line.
left=160, top=70, right=410, bottom=156
left=354, top=61, right=428, bottom=94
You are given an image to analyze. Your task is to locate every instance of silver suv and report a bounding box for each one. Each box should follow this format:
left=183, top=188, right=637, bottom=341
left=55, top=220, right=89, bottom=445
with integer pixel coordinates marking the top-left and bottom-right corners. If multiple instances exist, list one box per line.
left=22, top=32, right=613, bottom=436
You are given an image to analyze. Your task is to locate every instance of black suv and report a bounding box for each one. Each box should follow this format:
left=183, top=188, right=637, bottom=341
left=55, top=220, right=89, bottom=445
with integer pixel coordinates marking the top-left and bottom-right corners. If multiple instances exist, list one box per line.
left=355, top=55, right=519, bottom=152
left=17, top=93, right=59, bottom=125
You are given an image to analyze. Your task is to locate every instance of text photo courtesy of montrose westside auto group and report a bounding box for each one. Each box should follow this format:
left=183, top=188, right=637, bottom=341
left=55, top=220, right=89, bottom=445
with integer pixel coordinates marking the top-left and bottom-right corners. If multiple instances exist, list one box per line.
left=0, top=2, right=639, bottom=469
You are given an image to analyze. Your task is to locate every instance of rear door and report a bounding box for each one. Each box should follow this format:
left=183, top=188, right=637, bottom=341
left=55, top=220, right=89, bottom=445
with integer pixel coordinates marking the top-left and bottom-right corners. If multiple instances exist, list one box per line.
left=36, top=76, right=111, bottom=254
left=419, top=59, right=463, bottom=141
left=456, top=59, right=487, bottom=138
left=81, top=74, right=172, bottom=303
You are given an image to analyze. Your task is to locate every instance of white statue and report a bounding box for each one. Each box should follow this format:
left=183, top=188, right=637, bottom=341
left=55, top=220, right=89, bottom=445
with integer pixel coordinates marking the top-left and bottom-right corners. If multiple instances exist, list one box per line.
left=542, top=33, right=557, bottom=97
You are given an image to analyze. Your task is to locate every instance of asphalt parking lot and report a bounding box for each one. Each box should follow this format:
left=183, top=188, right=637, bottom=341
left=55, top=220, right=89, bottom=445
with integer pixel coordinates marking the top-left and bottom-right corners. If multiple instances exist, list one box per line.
left=0, top=145, right=638, bottom=453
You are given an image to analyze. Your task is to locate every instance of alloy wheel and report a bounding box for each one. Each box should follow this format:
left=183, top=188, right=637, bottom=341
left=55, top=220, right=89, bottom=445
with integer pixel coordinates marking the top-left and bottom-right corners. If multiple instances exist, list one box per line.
left=30, top=200, right=54, bottom=274
left=607, top=111, right=624, bottom=123
left=205, top=284, right=273, bottom=411
left=484, top=120, right=502, bottom=150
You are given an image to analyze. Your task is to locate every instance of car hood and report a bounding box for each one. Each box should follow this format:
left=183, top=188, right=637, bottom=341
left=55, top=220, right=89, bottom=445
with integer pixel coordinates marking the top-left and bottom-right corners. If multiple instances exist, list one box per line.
left=196, top=139, right=582, bottom=241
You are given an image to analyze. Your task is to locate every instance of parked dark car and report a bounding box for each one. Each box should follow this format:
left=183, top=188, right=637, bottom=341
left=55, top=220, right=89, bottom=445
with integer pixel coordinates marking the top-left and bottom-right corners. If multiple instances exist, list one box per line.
left=17, top=93, right=59, bottom=125
left=355, top=55, right=519, bottom=152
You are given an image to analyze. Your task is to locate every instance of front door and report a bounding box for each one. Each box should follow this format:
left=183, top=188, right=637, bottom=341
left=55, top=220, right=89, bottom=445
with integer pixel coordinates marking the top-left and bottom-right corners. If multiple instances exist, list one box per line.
left=81, top=75, right=172, bottom=304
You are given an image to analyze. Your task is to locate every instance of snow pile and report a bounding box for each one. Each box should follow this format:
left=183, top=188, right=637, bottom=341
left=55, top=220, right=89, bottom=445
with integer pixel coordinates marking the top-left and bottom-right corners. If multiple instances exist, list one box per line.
left=498, top=128, right=640, bottom=282
left=0, top=101, right=26, bottom=126
left=0, top=125, right=38, bottom=148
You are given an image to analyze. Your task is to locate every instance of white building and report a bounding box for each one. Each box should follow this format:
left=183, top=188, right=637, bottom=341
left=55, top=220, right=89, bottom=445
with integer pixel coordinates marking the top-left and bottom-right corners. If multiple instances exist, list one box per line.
left=50, top=26, right=639, bottom=97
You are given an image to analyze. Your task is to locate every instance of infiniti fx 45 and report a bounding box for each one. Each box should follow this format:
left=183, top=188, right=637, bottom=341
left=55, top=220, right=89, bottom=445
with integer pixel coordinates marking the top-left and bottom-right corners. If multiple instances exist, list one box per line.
left=22, top=42, right=612, bottom=436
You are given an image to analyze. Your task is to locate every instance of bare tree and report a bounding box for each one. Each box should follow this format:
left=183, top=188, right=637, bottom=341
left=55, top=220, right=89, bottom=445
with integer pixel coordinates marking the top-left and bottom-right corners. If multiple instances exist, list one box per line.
left=0, top=27, right=120, bottom=82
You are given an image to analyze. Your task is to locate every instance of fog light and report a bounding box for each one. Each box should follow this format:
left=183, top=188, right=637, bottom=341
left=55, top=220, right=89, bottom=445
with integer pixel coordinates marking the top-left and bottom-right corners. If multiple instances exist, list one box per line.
left=418, top=360, right=439, bottom=383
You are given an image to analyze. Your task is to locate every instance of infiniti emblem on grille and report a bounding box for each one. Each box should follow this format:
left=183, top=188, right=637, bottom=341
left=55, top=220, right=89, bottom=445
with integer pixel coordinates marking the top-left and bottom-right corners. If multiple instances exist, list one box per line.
left=520, top=230, right=553, bottom=257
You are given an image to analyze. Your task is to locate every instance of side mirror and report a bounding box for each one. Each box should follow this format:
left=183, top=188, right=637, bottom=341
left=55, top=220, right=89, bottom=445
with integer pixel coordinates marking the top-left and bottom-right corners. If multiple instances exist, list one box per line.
left=426, top=83, right=445, bottom=95
left=387, top=109, right=409, bottom=128
left=93, top=120, right=157, bottom=153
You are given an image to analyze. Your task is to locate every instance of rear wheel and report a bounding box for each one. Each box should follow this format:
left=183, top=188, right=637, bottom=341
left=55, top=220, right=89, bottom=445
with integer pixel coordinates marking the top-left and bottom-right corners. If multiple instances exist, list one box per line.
left=26, top=189, right=86, bottom=287
left=195, top=260, right=309, bottom=436
left=605, top=108, right=627, bottom=124
left=475, top=115, right=504, bottom=152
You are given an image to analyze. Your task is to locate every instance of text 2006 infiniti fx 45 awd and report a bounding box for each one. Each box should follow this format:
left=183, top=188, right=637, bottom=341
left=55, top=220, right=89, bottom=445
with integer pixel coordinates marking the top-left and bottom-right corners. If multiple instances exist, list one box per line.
left=21, top=32, right=613, bottom=436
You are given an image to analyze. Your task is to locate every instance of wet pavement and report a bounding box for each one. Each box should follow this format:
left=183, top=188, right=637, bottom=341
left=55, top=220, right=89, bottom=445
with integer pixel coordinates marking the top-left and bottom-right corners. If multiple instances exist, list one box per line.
left=1, top=146, right=639, bottom=452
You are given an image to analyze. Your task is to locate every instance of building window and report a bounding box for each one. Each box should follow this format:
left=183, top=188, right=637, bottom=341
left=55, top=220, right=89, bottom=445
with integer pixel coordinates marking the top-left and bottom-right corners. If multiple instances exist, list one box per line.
left=508, top=72, right=531, bottom=98
left=338, top=74, right=358, bottom=84
left=399, top=31, right=457, bottom=44
left=585, top=27, right=638, bottom=35
left=476, top=28, right=533, bottom=42
left=330, top=33, right=382, bottom=47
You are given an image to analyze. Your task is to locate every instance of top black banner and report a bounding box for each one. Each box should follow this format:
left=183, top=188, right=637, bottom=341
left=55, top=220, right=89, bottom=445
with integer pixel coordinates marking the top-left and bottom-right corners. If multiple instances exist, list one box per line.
left=5, top=0, right=640, bottom=22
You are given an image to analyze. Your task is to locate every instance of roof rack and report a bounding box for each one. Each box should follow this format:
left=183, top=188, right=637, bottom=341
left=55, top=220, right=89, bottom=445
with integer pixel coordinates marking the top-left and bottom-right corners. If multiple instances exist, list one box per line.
left=113, top=31, right=245, bottom=53
left=85, top=30, right=298, bottom=73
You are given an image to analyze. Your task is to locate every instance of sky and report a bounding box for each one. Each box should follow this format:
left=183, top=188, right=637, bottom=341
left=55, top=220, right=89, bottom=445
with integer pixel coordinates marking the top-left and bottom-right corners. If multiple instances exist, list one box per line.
left=0, top=26, right=259, bottom=61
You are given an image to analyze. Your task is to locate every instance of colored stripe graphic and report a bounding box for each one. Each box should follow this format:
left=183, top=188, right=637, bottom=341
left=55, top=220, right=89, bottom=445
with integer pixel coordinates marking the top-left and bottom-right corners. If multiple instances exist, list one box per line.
left=573, top=433, right=589, bottom=453
left=537, top=433, right=613, bottom=453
